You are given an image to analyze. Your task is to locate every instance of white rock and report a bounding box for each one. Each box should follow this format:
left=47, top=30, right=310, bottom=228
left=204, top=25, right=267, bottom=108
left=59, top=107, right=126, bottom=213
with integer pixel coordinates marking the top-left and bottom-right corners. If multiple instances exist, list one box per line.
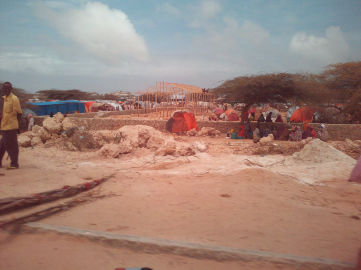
left=18, top=134, right=31, bottom=147
left=43, top=117, right=62, bottom=134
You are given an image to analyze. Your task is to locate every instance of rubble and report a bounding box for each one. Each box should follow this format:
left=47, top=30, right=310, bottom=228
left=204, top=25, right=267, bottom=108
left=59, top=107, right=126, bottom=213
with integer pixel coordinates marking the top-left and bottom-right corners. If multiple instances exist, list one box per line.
left=18, top=134, right=31, bottom=147
left=186, top=128, right=198, bottom=136
left=54, top=112, right=64, bottom=123
left=43, top=117, right=62, bottom=134
left=260, top=134, right=274, bottom=144
left=192, top=141, right=208, bottom=152
left=196, top=127, right=221, bottom=137
left=62, top=117, right=76, bottom=131
left=31, top=136, right=42, bottom=147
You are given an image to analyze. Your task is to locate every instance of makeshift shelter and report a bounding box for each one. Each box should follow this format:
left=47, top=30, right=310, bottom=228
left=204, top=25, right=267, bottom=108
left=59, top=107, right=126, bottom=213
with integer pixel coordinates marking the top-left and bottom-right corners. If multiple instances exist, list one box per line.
left=167, top=111, right=198, bottom=133
left=319, top=107, right=345, bottom=123
left=28, top=100, right=85, bottom=116
left=84, top=101, right=95, bottom=112
left=349, top=156, right=361, bottom=183
left=290, top=107, right=314, bottom=123
left=214, top=108, right=224, bottom=116
left=90, top=102, right=115, bottom=112
left=225, top=108, right=239, bottom=121
left=262, top=108, right=281, bottom=122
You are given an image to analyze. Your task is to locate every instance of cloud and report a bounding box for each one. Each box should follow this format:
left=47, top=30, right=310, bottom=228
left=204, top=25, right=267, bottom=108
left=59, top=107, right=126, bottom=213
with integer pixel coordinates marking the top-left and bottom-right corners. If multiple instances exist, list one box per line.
left=157, top=2, right=180, bottom=16
left=200, top=0, right=221, bottom=19
left=189, top=0, right=222, bottom=28
left=290, top=26, right=349, bottom=64
left=0, top=52, right=63, bottom=74
left=239, top=20, right=270, bottom=45
left=34, top=1, right=148, bottom=65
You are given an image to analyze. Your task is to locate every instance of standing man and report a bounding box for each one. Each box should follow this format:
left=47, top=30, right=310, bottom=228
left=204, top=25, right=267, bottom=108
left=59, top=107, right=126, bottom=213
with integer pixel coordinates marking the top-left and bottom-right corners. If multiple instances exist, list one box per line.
left=0, top=82, right=22, bottom=169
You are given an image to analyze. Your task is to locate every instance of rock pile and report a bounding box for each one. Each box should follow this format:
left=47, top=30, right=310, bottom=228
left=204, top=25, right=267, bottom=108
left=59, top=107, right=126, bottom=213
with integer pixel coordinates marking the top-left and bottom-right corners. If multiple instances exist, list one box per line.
left=196, top=127, right=221, bottom=137
left=18, top=117, right=206, bottom=158
left=98, top=125, right=201, bottom=158
left=17, top=112, right=94, bottom=150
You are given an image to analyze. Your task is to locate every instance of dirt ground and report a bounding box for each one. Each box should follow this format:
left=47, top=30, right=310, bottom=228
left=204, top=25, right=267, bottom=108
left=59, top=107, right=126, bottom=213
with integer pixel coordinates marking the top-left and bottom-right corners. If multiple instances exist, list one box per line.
left=0, top=135, right=360, bottom=270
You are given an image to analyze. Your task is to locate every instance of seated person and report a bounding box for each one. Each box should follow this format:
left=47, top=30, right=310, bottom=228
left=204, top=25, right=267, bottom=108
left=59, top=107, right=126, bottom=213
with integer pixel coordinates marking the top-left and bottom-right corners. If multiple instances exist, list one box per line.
left=238, top=125, right=245, bottom=139
left=275, top=124, right=289, bottom=141
left=302, top=126, right=317, bottom=139
left=253, top=124, right=261, bottom=143
left=266, top=112, right=273, bottom=122
left=289, top=125, right=302, bottom=141
left=249, top=112, right=256, bottom=121
left=275, top=115, right=283, bottom=123
left=317, top=124, right=329, bottom=142
left=245, top=121, right=253, bottom=139
left=262, top=126, right=272, bottom=137
left=257, top=114, right=265, bottom=123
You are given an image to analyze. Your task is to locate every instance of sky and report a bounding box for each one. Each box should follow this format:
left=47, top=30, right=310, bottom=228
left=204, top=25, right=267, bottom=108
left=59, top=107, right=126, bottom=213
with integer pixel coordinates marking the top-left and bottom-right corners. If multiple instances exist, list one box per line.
left=0, top=0, right=360, bottom=93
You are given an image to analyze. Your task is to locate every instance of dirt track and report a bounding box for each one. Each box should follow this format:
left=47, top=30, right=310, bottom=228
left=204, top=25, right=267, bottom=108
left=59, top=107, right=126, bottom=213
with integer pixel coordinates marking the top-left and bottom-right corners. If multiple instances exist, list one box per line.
left=0, top=137, right=360, bottom=270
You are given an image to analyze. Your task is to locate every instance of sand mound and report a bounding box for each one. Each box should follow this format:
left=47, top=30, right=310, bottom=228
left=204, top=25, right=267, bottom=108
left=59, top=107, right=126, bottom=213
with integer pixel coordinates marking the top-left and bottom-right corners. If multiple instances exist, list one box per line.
left=269, top=139, right=358, bottom=184
left=289, top=139, right=355, bottom=164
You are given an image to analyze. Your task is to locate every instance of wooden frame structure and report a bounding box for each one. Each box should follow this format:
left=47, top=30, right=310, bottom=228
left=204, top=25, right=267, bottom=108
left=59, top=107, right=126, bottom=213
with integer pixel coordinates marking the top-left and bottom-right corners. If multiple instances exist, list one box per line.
left=135, top=81, right=215, bottom=119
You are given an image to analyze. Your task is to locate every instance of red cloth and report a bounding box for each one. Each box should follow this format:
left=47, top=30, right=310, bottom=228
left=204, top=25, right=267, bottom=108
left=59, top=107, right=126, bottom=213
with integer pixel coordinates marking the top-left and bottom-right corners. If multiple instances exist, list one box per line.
left=183, top=112, right=198, bottom=131
left=238, top=125, right=245, bottom=137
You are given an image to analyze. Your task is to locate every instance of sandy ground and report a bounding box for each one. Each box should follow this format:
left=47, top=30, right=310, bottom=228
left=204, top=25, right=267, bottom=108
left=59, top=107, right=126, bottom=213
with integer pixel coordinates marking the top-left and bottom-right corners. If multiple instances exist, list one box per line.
left=0, top=137, right=361, bottom=270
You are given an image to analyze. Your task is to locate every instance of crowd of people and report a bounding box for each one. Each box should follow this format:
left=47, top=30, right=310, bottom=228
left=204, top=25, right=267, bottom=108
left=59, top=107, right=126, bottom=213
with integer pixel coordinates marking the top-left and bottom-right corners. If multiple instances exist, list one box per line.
left=229, top=111, right=329, bottom=143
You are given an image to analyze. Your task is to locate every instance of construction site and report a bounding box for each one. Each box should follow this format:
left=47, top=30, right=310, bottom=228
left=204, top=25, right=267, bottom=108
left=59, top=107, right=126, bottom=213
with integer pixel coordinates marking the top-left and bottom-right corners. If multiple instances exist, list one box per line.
left=1, top=80, right=361, bottom=270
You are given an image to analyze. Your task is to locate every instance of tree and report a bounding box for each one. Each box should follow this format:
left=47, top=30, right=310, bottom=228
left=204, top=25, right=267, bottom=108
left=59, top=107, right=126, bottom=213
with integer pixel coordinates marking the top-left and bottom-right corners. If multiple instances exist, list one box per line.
left=343, top=89, right=361, bottom=123
left=213, top=73, right=325, bottom=120
left=0, top=82, right=33, bottom=108
left=36, top=89, right=101, bottom=101
left=320, top=61, right=361, bottom=102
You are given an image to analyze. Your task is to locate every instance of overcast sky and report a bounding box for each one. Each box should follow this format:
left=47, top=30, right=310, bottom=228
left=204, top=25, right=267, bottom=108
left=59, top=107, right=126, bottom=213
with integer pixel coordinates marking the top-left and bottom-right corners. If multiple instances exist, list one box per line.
left=0, top=0, right=360, bottom=93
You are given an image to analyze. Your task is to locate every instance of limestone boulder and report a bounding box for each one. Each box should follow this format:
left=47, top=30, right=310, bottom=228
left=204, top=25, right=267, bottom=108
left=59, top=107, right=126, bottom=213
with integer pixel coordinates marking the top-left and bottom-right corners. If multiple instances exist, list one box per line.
left=62, top=117, right=76, bottom=130
left=260, top=134, right=274, bottom=144
left=18, top=134, right=31, bottom=147
left=31, top=136, right=43, bottom=146
left=197, top=127, right=221, bottom=137
left=192, top=141, right=207, bottom=152
left=54, top=112, right=64, bottom=123
left=43, top=117, right=62, bottom=134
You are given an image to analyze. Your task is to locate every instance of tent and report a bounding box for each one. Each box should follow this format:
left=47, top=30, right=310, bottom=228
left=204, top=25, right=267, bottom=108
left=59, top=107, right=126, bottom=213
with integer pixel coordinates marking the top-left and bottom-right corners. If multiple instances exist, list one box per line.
left=349, top=156, right=361, bottom=183
left=262, top=108, right=281, bottom=122
left=290, top=107, right=314, bottom=123
left=85, top=101, right=95, bottom=112
left=167, top=111, right=198, bottom=133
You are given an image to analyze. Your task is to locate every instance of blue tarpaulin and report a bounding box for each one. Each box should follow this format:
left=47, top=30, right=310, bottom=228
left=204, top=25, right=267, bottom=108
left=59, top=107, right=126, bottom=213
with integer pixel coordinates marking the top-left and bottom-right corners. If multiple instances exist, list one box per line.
left=28, top=100, right=85, bottom=116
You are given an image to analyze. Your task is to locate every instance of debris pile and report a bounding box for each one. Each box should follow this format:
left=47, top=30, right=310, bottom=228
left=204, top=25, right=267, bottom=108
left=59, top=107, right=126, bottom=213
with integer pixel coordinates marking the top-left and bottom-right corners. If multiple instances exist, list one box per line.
left=18, top=113, right=97, bottom=151
left=98, top=125, right=198, bottom=158
left=289, top=138, right=356, bottom=164
left=270, top=138, right=358, bottom=184
left=329, top=139, right=361, bottom=159
left=196, top=127, right=221, bottom=137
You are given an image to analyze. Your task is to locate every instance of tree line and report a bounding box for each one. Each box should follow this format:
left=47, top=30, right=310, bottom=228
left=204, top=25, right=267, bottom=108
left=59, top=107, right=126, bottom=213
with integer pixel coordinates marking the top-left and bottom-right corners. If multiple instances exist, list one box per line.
left=213, top=61, right=361, bottom=122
